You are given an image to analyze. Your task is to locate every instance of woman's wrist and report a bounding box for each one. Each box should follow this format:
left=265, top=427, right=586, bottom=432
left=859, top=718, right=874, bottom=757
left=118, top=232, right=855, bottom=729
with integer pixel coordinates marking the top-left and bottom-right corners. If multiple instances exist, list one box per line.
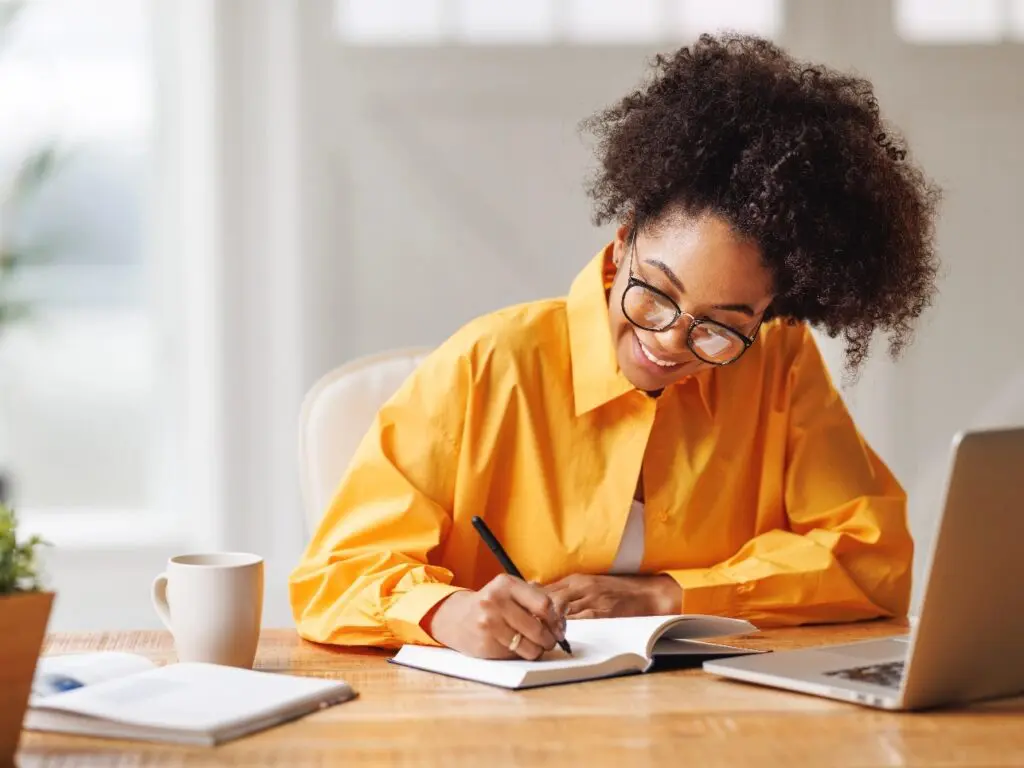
left=646, top=574, right=683, bottom=615
left=422, top=590, right=470, bottom=644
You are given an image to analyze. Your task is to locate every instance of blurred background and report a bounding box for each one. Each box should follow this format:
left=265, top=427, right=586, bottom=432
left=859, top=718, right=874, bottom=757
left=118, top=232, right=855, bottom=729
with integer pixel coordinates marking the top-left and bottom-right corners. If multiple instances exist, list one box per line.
left=1, top=0, right=1021, bottom=631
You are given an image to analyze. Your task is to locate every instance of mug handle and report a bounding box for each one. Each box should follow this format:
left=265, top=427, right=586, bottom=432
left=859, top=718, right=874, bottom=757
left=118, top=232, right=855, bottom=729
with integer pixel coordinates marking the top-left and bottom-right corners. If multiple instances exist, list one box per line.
left=151, top=573, right=172, bottom=630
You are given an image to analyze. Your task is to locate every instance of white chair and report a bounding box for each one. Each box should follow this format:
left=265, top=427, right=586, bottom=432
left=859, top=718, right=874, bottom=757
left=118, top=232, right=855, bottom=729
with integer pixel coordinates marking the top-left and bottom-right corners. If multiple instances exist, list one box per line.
left=298, top=347, right=432, bottom=535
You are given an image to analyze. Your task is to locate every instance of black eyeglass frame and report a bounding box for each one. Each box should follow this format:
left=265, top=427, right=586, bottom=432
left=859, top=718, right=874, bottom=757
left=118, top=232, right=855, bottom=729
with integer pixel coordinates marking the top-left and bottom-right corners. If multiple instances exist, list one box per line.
left=620, top=229, right=762, bottom=366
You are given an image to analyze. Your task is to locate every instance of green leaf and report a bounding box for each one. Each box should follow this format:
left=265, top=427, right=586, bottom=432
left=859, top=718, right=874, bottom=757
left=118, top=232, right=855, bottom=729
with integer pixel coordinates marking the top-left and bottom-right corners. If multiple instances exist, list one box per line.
left=0, top=301, right=32, bottom=326
left=0, top=503, right=50, bottom=594
left=9, top=144, right=60, bottom=204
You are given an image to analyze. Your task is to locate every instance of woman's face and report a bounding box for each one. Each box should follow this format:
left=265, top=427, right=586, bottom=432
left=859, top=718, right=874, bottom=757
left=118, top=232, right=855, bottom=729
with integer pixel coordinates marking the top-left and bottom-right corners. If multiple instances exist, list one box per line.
left=608, top=212, right=775, bottom=392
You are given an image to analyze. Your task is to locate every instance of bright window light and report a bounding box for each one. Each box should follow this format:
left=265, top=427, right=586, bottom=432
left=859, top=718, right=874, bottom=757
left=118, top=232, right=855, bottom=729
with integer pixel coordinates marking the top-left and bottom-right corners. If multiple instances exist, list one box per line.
left=564, top=0, right=662, bottom=44
left=0, top=0, right=156, bottom=513
left=1010, top=0, right=1024, bottom=39
left=336, top=0, right=445, bottom=44
left=894, top=0, right=1003, bottom=43
left=672, top=0, right=783, bottom=39
left=454, top=0, right=556, bottom=44
left=334, top=0, right=790, bottom=47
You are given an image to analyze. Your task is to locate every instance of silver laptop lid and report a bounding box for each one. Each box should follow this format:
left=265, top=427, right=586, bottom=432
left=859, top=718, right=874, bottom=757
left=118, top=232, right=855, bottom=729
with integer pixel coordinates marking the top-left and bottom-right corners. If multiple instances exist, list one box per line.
left=900, top=426, right=1024, bottom=709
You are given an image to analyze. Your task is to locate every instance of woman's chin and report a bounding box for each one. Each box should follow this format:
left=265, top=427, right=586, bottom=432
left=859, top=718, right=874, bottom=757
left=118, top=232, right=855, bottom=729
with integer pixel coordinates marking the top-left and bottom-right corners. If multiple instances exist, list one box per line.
left=623, top=366, right=687, bottom=392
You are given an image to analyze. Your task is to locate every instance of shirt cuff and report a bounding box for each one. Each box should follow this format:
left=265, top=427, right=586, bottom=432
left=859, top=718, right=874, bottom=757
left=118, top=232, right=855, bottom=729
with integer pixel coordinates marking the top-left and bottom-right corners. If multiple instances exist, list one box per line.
left=663, top=568, right=740, bottom=616
left=384, top=583, right=467, bottom=646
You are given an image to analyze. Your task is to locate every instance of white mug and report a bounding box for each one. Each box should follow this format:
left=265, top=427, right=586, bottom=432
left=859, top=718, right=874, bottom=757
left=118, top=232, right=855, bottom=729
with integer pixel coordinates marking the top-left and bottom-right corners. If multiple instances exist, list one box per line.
left=151, top=552, right=264, bottom=668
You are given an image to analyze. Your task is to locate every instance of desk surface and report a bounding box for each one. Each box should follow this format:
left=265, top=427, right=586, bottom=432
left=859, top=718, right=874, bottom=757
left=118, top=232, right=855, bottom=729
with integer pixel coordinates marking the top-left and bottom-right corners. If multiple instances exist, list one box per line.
left=17, top=621, right=1024, bottom=767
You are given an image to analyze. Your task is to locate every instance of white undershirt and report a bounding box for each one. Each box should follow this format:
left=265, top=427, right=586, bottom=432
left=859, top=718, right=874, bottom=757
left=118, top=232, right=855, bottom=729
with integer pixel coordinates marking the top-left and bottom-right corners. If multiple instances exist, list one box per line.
left=609, top=499, right=646, bottom=574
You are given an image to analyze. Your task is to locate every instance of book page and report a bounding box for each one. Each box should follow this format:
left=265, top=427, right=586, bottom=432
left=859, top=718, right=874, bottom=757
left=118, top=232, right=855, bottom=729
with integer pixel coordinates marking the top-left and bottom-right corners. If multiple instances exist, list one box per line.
left=567, top=615, right=758, bottom=660
left=651, top=638, right=763, bottom=656
left=31, top=652, right=157, bottom=704
left=656, top=615, right=757, bottom=650
left=394, top=638, right=638, bottom=689
left=565, top=616, right=678, bottom=659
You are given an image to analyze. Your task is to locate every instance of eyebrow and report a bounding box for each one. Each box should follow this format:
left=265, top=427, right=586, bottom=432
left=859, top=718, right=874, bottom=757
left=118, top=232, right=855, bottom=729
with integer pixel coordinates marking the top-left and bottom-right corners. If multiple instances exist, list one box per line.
left=644, top=258, right=757, bottom=317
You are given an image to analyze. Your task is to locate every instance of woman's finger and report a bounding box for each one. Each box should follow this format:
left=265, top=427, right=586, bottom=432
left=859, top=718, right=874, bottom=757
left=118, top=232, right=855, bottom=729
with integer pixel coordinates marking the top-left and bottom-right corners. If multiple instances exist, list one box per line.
left=493, top=617, right=545, bottom=660
left=502, top=598, right=558, bottom=656
left=566, top=596, right=595, bottom=618
left=544, top=577, right=571, bottom=592
left=507, top=578, right=563, bottom=639
left=546, top=589, right=571, bottom=617
left=544, top=582, right=580, bottom=617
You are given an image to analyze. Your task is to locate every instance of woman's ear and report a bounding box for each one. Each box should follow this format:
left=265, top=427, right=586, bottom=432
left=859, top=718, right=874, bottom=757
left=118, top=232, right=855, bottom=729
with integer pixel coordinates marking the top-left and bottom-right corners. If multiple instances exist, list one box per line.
left=612, top=224, right=631, bottom=268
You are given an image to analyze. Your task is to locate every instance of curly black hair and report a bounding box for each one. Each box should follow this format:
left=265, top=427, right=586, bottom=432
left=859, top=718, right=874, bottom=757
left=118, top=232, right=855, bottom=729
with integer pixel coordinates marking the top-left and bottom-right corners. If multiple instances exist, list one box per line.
left=583, top=33, right=941, bottom=373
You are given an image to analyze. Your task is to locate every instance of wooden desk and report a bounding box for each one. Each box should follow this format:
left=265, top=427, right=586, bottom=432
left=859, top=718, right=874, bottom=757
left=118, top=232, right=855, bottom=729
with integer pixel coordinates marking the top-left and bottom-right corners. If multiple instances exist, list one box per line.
left=17, top=621, right=1024, bottom=767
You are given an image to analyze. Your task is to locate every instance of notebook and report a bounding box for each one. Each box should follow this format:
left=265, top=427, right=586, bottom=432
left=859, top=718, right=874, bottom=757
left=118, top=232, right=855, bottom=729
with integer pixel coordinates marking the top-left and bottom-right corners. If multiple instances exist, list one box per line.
left=392, top=614, right=761, bottom=689
left=24, top=652, right=355, bottom=746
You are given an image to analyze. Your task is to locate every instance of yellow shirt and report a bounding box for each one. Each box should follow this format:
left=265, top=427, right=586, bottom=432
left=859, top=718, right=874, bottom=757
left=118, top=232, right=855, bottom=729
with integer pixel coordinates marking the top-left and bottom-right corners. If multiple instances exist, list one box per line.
left=290, top=246, right=913, bottom=648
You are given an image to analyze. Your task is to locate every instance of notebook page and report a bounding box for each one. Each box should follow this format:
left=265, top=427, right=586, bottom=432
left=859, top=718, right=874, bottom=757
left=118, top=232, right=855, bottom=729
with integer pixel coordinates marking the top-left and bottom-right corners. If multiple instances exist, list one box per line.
left=31, top=653, right=157, bottom=704
left=567, top=615, right=758, bottom=659
left=394, top=638, right=636, bottom=688
left=565, top=616, right=678, bottom=659
left=36, top=662, right=353, bottom=732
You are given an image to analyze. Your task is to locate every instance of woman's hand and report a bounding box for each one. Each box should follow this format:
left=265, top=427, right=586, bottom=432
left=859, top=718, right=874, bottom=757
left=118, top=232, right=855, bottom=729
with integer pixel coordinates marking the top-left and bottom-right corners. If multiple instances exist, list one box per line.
left=545, top=574, right=682, bottom=619
left=424, top=574, right=567, bottom=660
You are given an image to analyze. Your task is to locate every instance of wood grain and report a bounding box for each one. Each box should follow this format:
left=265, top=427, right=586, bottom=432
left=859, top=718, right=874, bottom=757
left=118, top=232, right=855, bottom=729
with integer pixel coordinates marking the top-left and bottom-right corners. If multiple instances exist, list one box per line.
left=16, top=621, right=1024, bottom=767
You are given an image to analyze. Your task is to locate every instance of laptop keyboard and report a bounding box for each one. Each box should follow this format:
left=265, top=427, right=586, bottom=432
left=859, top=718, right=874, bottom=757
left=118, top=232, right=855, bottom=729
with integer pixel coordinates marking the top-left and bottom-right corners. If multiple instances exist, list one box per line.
left=824, top=660, right=905, bottom=689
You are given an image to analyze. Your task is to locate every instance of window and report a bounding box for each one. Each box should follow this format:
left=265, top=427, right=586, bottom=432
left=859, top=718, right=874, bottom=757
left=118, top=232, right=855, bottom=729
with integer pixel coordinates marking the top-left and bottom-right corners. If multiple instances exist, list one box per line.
left=0, top=0, right=159, bottom=516
left=895, top=0, right=1024, bottom=43
left=1014, top=0, right=1024, bottom=38
left=335, top=0, right=784, bottom=46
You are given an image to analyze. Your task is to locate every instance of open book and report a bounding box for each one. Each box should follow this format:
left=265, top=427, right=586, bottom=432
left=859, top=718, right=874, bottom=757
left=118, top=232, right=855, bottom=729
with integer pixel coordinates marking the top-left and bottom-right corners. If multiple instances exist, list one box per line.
left=25, top=652, right=355, bottom=746
left=392, top=614, right=762, bottom=689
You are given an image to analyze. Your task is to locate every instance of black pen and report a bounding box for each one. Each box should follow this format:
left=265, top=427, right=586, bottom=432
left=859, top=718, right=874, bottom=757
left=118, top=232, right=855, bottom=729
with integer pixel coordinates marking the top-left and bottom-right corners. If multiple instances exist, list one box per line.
left=471, top=515, right=572, bottom=655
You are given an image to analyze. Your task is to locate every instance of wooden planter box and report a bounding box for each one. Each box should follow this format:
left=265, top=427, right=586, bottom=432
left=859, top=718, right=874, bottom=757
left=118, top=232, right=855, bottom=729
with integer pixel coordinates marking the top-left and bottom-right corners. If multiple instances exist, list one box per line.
left=0, top=591, right=54, bottom=762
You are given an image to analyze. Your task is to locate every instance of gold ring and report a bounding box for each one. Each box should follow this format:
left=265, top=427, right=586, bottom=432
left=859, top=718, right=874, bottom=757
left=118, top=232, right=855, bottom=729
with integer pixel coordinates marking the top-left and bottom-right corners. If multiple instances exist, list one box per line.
left=508, top=632, right=522, bottom=652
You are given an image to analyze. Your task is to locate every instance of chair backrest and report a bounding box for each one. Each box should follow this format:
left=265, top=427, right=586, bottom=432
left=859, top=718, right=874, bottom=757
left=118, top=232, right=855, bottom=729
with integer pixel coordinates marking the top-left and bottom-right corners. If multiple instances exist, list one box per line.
left=298, top=347, right=432, bottom=534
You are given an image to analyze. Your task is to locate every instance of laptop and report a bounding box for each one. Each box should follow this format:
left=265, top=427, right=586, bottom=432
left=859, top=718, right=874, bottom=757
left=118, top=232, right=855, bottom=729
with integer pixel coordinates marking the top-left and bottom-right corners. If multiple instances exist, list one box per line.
left=703, top=426, right=1024, bottom=711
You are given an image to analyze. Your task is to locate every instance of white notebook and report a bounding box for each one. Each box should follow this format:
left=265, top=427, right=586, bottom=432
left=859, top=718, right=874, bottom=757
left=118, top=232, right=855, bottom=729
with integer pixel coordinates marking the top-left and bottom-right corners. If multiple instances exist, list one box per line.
left=25, top=652, right=355, bottom=746
left=392, top=614, right=761, bottom=689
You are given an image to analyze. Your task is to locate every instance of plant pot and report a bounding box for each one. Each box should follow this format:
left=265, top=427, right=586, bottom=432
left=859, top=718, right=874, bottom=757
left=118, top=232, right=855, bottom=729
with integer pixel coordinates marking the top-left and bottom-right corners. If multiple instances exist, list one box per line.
left=0, top=591, right=53, bottom=762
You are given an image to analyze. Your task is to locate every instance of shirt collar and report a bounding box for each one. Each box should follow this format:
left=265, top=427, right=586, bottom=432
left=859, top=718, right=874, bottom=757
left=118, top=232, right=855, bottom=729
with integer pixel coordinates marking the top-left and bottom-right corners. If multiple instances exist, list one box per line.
left=566, top=244, right=713, bottom=417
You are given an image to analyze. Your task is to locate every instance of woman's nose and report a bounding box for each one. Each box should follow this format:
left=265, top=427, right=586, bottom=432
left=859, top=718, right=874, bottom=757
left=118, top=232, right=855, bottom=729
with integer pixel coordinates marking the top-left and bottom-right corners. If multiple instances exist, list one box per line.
left=660, top=312, right=696, bottom=351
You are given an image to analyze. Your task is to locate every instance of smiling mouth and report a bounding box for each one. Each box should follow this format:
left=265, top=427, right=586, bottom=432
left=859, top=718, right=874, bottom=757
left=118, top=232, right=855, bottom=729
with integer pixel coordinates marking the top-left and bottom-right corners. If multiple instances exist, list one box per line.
left=636, top=335, right=684, bottom=369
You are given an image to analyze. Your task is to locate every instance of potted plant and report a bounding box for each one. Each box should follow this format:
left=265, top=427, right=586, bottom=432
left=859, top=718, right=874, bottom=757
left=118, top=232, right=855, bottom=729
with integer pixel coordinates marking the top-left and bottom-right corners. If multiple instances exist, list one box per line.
left=0, top=503, right=52, bottom=762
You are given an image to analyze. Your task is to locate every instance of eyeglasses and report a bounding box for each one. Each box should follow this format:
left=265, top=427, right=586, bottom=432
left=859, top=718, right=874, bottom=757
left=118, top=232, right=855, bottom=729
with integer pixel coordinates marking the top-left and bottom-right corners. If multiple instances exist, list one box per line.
left=621, top=232, right=761, bottom=366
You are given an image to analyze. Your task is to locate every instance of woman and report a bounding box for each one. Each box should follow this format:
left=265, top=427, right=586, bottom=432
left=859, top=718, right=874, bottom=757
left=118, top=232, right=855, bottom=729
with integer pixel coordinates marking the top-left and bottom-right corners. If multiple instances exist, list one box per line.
left=290, top=34, right=940, bottom=661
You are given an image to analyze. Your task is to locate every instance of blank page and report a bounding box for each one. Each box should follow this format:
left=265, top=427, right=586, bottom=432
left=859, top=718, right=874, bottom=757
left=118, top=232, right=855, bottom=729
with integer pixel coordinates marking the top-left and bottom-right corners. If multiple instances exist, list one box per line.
left=393, top=637, right=637, bottom=688
left=568, top=615, right=756, bottom=659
